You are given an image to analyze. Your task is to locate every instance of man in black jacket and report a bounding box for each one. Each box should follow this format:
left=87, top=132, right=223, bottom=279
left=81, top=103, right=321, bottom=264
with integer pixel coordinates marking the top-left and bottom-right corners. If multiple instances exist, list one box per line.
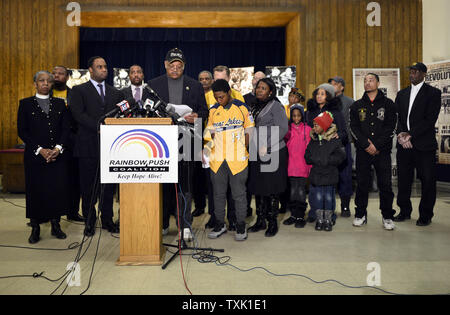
left=51, top=65, right=84, bottom=223
left=394, top=62, right=442, bottom=226
left=350, top=73, right=397, bottom=230
left=69, top=56, right=124, bottom=236
left=147, top=48, right=208, bottom=240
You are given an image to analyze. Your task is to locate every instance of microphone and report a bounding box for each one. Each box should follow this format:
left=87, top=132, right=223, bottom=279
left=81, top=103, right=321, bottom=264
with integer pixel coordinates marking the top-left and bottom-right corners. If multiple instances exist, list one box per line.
left=101, top=99, right=132, bottom=119
left=121, top=100, right=141, bottom=117
left=144, top=85, right=161, bottom=99
left=166, top=103, right=181, bottom=120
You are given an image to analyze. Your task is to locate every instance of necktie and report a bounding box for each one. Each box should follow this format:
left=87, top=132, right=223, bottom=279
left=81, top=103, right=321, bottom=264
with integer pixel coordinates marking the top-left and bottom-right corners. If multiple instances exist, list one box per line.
left=98, top=84, right=105, bottom=103
left=134, top=87, right=141, bottom=102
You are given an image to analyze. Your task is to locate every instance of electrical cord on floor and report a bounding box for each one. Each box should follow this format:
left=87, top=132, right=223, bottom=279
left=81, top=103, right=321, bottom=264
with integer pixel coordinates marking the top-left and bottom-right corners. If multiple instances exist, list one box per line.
left=1, top=196, right=26, bottom=208
left=175, top=183, right=193, bottom=295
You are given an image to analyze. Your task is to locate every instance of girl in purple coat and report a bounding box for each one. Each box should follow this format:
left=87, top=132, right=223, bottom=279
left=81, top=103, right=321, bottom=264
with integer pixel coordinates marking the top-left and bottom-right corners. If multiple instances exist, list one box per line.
left=282, top=104, right=312, bottom=228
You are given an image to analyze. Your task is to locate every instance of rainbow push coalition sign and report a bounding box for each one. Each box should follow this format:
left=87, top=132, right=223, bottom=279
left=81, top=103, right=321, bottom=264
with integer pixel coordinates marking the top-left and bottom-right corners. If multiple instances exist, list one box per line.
left=100, top=125, right=179, bottom=183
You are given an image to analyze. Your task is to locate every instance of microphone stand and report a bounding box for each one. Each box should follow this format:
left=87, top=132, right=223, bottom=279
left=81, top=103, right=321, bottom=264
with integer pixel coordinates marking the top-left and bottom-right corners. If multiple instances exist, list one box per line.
left=161, top=183, right=224, bottom=270
left=158, top=111, right=224, bottom=270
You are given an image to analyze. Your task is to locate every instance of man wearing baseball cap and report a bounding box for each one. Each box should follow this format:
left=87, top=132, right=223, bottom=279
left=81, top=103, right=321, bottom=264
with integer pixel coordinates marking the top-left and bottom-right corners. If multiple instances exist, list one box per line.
left=147, top=48, right=208, bottom=240
left=394, top=62, right=442, bottom=226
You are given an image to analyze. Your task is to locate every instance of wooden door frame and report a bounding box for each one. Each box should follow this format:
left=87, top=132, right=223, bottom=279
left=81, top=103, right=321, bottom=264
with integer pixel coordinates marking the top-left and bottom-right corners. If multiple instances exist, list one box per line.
left=79, top=11, right=301, bottom=84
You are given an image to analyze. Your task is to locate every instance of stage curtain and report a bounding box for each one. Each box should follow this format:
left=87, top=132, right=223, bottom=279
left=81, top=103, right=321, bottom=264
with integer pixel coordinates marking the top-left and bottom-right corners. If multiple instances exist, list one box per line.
left=79, top=27, right=285, bottom=84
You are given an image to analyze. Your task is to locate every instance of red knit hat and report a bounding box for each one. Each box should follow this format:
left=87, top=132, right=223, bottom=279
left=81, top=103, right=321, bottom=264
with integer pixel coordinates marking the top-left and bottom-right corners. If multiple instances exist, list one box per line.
left=313, top=111, right=334, bottom=132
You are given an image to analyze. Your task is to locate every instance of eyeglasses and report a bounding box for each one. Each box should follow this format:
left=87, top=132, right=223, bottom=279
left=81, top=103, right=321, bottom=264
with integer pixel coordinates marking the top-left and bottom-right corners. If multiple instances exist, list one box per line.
left=168, top=64, right=184, bottom=71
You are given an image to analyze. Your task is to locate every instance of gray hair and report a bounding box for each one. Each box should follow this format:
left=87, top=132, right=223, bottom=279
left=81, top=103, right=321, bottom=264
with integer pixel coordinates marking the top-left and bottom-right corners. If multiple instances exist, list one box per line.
left=198, top=70, right=213, bottom=79
left=33, top=71, right=54, bottom=82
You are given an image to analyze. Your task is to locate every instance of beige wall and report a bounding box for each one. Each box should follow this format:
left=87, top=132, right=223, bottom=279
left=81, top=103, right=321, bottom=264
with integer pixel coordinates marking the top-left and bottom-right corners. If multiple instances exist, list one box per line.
left=423, top=0, right=450, bottom=63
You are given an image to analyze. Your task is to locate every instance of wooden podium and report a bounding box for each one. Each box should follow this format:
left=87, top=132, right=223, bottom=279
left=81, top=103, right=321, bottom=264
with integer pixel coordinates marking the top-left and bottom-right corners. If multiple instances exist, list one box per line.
left=105, top=118, right=172, bottom=266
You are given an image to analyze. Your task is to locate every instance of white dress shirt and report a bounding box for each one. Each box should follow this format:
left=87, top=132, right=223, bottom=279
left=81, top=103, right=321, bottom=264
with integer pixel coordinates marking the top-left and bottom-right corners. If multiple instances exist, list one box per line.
left=407, top=80, right=425, bottom=131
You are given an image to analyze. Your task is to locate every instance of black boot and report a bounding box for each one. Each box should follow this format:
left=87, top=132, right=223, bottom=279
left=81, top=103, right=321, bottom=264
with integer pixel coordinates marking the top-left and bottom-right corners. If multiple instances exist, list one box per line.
left=323, top=210, right=333, bottom=232
left=341, top=196, right=351, bottom=217
left=315, top=210, right=324, bottom=231
left=265, top=195, right=279, bottom=237
left=51, top=220, right=67, bottom=239
left=28, top=224, right=40, bottom=244
left=294, top=202, right=307, bottom=228
left=248, top=200, right=267, bottom=233
left=283, top=201, right=299, bottom=225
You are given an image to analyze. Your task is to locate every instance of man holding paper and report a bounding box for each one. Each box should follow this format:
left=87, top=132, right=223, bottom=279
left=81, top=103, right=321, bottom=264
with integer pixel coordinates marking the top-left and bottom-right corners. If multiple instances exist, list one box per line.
left=147, top=48, right=208, bottom=239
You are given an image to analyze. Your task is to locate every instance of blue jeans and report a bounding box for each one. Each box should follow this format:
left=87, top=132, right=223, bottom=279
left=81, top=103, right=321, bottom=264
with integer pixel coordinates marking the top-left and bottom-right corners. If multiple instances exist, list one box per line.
left=308, top=185, right=336, bottom=219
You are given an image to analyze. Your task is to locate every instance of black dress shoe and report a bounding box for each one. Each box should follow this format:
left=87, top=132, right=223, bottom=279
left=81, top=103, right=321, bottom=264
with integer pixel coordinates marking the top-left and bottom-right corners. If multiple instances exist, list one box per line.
left=28, top=226, right=40, bottom=244
left=67, top=214, right=85, bottom=222
left=191, top=208, right=205, bottom=217
left=341, top=208, right=351, bottom=218
left=295, top=218, right=306, bottom=228
left=416, top=218, right=432, bottom=226
left=84, top=224, right=96, bottom=237
left=393, top=213, right=411, bottom=222
left=102, top=221, right=120, bottom=233
left=51, top=221, right=67, bottom=239
left=265, top=221, right=278, bottom=237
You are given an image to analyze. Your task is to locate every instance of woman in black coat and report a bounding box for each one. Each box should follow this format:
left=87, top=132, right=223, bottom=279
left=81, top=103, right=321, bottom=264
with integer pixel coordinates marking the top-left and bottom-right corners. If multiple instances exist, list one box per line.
left=17, top=71, right=71, bottom=244
left=306, top=83, right=348, bottom=147
left=247, top=78, right=289, bottom=237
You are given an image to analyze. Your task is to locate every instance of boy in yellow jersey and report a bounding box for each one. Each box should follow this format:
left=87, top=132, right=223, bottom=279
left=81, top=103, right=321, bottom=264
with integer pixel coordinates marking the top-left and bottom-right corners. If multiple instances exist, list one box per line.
left=204, top=79, right=255, bottom=241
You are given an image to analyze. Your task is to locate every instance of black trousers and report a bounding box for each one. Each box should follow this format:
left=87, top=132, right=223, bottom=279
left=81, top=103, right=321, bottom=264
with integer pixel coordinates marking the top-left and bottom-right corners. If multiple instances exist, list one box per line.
left=162, top=160, right=193, bottom=230
left=78, top=157, right=115, bottom=226
left=289, top=177, right=307, bottom=218
left=355, top=149, right=394, bottom=219
left=396, top=147, right=436, bottom=221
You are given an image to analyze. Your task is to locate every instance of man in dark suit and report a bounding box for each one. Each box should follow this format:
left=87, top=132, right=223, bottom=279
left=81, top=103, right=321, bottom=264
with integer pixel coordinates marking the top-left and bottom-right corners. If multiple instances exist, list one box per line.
left=121, top=65, right=152, bottom=113
left=51, top=65, right=84, bottom=223
left=69, top=56, right=124, bottom=236
left=394, top=62, right=442, bottom=226
left=147, top=48, right=208, bottom=240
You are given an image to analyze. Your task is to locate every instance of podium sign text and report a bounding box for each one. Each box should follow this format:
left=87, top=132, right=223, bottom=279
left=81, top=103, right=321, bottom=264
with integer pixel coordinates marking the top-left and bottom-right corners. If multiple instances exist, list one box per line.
left=100, top=125, right=178, bottom=183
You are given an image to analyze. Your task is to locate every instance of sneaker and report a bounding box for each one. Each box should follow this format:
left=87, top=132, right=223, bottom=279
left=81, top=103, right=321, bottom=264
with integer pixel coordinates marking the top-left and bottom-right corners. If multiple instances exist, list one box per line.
left=235, top=223, right=247, bottom=241
left=208, top=224, right=227, bottom=239
left=283, top=216, right=297, bottom=226
left=353, top=216, right=367, bottom=227
left=183, top=228, right=193, bottom=241
left=382, top=218, right=395, bottom=230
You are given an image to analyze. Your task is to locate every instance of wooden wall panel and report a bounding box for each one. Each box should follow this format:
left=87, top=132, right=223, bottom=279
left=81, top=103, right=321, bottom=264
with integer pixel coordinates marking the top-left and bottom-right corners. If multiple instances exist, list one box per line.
left=0, top=0, right=423, bottom=149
